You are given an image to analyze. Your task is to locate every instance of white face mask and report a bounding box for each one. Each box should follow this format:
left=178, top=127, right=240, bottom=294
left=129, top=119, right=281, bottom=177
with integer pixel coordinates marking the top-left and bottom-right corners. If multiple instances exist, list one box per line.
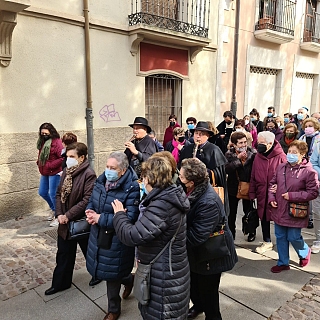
left=244, top=120, right=249, bottom=125
left=66, top=157, right=78, bottom=169
left=235, top=128, right=244, bottom=132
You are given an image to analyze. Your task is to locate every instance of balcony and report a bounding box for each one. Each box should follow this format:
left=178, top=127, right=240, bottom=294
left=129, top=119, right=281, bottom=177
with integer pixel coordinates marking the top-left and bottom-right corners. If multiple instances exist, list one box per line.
left=300, top=8, right=320, bottom=53
left=128, top=0, right=212, bottom=57
left=254, top=0, right=296, bottom=45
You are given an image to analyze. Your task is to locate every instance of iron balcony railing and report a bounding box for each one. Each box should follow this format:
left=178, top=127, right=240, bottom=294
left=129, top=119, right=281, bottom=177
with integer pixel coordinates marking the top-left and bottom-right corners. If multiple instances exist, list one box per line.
left=129, top=0, right=210, bottom=38
left=255, top=0, right=297, bottom=36
left=303, top=10, right=320, bottom=43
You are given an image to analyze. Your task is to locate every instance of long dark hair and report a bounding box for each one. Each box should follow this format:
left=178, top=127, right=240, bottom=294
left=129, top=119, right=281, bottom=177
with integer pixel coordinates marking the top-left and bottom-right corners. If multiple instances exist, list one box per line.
left=39, top=123, right=60, bottom=139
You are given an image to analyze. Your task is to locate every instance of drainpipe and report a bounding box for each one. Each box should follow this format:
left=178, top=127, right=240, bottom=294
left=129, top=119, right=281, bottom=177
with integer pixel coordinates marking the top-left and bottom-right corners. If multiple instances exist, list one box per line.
left=230, top=0, right=240, bottom=118
left=83, top=0, right=95, bottom=169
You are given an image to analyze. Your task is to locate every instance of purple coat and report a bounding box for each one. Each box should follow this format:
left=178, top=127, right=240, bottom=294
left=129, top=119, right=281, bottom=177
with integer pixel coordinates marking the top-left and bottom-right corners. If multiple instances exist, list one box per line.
left=268, top=160, right=319, bottom=228
left=249, top=140, right=287, bottom=221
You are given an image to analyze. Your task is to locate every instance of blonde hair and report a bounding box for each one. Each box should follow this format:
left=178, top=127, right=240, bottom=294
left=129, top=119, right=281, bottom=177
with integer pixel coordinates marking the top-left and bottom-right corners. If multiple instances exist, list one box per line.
left=150, top=151, right=177, bottom=177
left=141, top=157, right=173, bottom=189
left=173, top=127, right=185, bottom=136
left=207, top=121, right=219, bottom=135
left=302, top=117, right=320, bottom=131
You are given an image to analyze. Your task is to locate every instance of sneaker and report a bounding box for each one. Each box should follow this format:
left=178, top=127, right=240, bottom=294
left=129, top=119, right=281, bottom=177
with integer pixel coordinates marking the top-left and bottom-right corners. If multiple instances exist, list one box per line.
left=311, top=241, right=320, bottom=254
left=46, top=211, right=55, bottom=221
left=271, top=265, right=290, bottom=273
left=49, top=218, right=59, bottom=227
left=300, top=248, right=311, bottom=267
left=255, top=242, right=273, bottom=254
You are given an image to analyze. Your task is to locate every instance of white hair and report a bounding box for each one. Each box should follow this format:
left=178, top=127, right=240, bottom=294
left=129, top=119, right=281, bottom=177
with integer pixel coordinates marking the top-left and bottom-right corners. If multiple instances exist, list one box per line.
left=109, top=151, right=129, bottom=170
left=258, top=131, right=275, bottom=144
left=298, top=107, right=308, bottom=114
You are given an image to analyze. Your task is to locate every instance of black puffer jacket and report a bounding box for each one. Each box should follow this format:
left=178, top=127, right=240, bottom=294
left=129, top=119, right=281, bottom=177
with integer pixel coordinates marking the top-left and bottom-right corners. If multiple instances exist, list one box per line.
left=225, top=146, right=256, bottom=197
left=113, top=184, right=190, bottom=320
left=187, top=180, right=238, bottom=275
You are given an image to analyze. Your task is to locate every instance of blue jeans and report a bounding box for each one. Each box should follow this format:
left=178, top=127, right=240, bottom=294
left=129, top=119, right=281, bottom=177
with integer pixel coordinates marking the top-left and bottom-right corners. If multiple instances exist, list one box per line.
left=38, top=175, right=60, bottom=211
left=274, top=223, right=309, bottom=266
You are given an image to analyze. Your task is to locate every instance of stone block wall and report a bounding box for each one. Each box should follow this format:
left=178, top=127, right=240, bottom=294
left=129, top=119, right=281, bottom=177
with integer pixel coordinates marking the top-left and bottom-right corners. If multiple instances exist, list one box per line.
left=0, top=126, right=132, bottom=222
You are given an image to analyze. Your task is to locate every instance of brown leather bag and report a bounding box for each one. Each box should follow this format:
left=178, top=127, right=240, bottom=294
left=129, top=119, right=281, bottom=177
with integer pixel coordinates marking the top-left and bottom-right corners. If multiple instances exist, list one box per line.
left=211, top=170, right=224, bottom=203
left=236, top=181, right=250, bottom=200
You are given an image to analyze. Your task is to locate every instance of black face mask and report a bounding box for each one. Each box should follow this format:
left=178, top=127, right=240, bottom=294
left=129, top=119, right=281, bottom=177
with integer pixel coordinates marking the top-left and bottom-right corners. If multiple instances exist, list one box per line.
left=178, top=136, right=185, bottom=143
left=225, top=121, right=232, bottom=125
left=41, top=135, right=51, bottom=141
left=257, top=144, right=267, bottom=154
left=170, top=121, right=175, bottom=127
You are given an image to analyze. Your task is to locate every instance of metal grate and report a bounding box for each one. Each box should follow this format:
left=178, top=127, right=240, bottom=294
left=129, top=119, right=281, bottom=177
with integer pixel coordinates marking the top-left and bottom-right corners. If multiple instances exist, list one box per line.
left=250, top=66, right=279, bottom=75
left=44, top=228, right=58, bottom=241
left=296, top=72, right=315, bottom=79
left=145, top=74, right=182, bottom=142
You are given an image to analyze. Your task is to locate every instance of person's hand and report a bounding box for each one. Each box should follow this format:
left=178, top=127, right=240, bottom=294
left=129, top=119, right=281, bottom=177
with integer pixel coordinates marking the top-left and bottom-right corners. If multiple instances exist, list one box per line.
left=270, top=201, right=278, bottom=208
left=270, top=184, right=277, bottom=194
left=124, top=141, right=138, bottom=155
left=237, top=151, right=247, bottom=160
left=112, top=199, right=125, bottom=214
left=220, top=134, right=225, bottom=139
left=57, top=215, right=68, bottom=224
left=86, top=209, right=100, bottom=225
left=177, top=144, right=183, bottom=151
left=282, top=192, right=289, bottom=200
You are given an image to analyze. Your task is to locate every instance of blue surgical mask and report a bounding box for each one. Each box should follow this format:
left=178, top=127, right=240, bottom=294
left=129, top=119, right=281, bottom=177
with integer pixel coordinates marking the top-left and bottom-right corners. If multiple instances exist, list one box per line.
left=250, top=117, right=256, bottom=122
left=105, top=168, right=119, bottom=182
left=287, top=153, right=299, bottom=164
left=141, top=182, right=149, bottom=195
left=267, top=112, right=273, bottom=117
left=187, top=124, right=195, bottom=130
left=284, top=117, right=289, bottom=124
left=297, top=114, right=304, bottom=121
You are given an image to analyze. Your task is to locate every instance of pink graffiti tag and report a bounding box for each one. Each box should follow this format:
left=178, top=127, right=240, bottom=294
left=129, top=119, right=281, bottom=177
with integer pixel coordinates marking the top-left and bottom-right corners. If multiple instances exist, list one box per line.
left=99, top=104, right=121, bottom=123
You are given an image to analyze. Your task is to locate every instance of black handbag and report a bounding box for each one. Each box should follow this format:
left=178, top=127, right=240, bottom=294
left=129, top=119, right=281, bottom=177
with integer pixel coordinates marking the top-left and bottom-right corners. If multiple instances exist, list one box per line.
left=195, top=218, right=230, bottom=263
left=68, top=217, right=91, bottom=240
left=97, top=228, right=115, bottom=250
left=133, top=216, right=183, bottom=306
left=242, top=201, right=259, bottom=235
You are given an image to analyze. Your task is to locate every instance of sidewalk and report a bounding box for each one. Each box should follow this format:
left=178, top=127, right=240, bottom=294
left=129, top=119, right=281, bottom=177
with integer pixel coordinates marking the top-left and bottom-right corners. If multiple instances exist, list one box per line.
left=0, top=209, right=319, bottom=320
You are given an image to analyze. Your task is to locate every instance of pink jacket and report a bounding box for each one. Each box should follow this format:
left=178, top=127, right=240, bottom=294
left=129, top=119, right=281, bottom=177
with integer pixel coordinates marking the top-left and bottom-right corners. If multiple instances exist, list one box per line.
left=268, top=160, right=319, bottom=228
left=37, top=138, right=63, bottom=176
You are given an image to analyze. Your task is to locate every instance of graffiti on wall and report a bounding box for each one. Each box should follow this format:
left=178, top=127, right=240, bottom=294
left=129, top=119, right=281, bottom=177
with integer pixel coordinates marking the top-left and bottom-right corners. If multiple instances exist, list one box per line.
left=99, top=104, right=121, bottom=123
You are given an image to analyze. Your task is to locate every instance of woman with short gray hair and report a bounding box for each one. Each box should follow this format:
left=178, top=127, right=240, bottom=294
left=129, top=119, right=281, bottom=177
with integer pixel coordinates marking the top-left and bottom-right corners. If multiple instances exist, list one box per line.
left=85, top=151, right=140, bottom=320
left=249, top=132, right=287, bottom=254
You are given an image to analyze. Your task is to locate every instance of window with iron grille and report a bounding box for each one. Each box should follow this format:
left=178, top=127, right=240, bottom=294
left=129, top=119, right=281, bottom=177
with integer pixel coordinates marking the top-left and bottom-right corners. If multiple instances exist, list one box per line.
left=145, top=74, right=182, bottom=142
left=250, top=66, right=279, bottom=75
left=295, top=72, right=315, bottom=79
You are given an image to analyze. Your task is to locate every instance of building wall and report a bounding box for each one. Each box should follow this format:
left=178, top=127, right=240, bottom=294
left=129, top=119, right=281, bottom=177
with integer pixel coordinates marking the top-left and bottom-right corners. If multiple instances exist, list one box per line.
left=217, top=0, right=320, bottom=122
left=0, top=0, right=218, bottom=221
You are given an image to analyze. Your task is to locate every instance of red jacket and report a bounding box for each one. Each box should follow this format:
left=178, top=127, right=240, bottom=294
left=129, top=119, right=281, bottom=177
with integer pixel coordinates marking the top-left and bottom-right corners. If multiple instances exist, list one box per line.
left=163, top=123, right=180, bottom=147
left=37, top=138, right=63, bottom=176
left=249, top=140, right=287, bottom=221
left=268, top=160, right=319, bottom=228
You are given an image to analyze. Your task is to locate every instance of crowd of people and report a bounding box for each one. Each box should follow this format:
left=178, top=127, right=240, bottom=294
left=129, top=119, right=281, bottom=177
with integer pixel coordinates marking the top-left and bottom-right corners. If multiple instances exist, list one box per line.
left=34, top=106, right=320, bottom=319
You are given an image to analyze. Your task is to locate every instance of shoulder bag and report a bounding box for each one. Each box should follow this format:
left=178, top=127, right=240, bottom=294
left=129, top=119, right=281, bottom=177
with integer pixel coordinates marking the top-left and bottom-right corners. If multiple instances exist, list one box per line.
left=68, top=217, right=91, bottom=240
left=284, top=166, right=309, bottom=218
left=210, top=170, right=224, bottom=203
left=133, top=215, right=183, bottom=306
left=236, top=172, right=250, bottom=200
left=195, top=217, right=230, bottom=263
left=242, top=200, right=259, bottom=235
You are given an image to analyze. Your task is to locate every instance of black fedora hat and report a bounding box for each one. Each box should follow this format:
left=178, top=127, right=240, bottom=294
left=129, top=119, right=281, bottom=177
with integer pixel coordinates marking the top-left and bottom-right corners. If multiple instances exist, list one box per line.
left=129, top=117, right=152, bottom=133
left=190, top=121, right=214, bottom=136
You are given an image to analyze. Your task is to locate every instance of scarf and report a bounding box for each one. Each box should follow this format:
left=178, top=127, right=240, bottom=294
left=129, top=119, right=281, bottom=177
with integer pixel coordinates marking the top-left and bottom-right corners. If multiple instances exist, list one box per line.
left=60, top=164, right=80, bottom=203
left=284, top=136, right=295, bottom=146
left=172, top=139, right=185, bottom=163
left=37, top=137, right=52, bottom=166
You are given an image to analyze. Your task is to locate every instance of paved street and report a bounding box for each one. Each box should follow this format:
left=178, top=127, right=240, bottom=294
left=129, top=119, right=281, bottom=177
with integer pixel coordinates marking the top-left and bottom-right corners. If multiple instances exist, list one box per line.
left=0, top=208, right=320, bottom=320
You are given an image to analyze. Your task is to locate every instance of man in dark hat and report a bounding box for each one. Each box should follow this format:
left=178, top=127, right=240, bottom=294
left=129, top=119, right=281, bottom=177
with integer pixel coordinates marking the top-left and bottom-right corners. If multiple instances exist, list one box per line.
left=179, top=121, right=229, bottom=215
left=124, top=117, right=158, bottom=177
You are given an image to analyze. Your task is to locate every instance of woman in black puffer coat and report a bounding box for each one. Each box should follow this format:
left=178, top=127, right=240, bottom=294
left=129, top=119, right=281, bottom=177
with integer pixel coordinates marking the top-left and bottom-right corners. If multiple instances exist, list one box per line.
left=180, top=158, right=238, bottom=320
left=112, top=156, right=190, bottom=320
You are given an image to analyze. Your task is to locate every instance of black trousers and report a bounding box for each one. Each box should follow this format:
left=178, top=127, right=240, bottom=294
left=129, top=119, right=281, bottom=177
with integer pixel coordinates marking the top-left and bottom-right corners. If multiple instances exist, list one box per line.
left=261, top=213, right=271, bottom=242
left=106, top=274, right=133, bottom=313
left=228, top=195, right=251, bottom=239
left=51, top=235, right=88, bottom=290
left=190, top=271, right=222, bottom=320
